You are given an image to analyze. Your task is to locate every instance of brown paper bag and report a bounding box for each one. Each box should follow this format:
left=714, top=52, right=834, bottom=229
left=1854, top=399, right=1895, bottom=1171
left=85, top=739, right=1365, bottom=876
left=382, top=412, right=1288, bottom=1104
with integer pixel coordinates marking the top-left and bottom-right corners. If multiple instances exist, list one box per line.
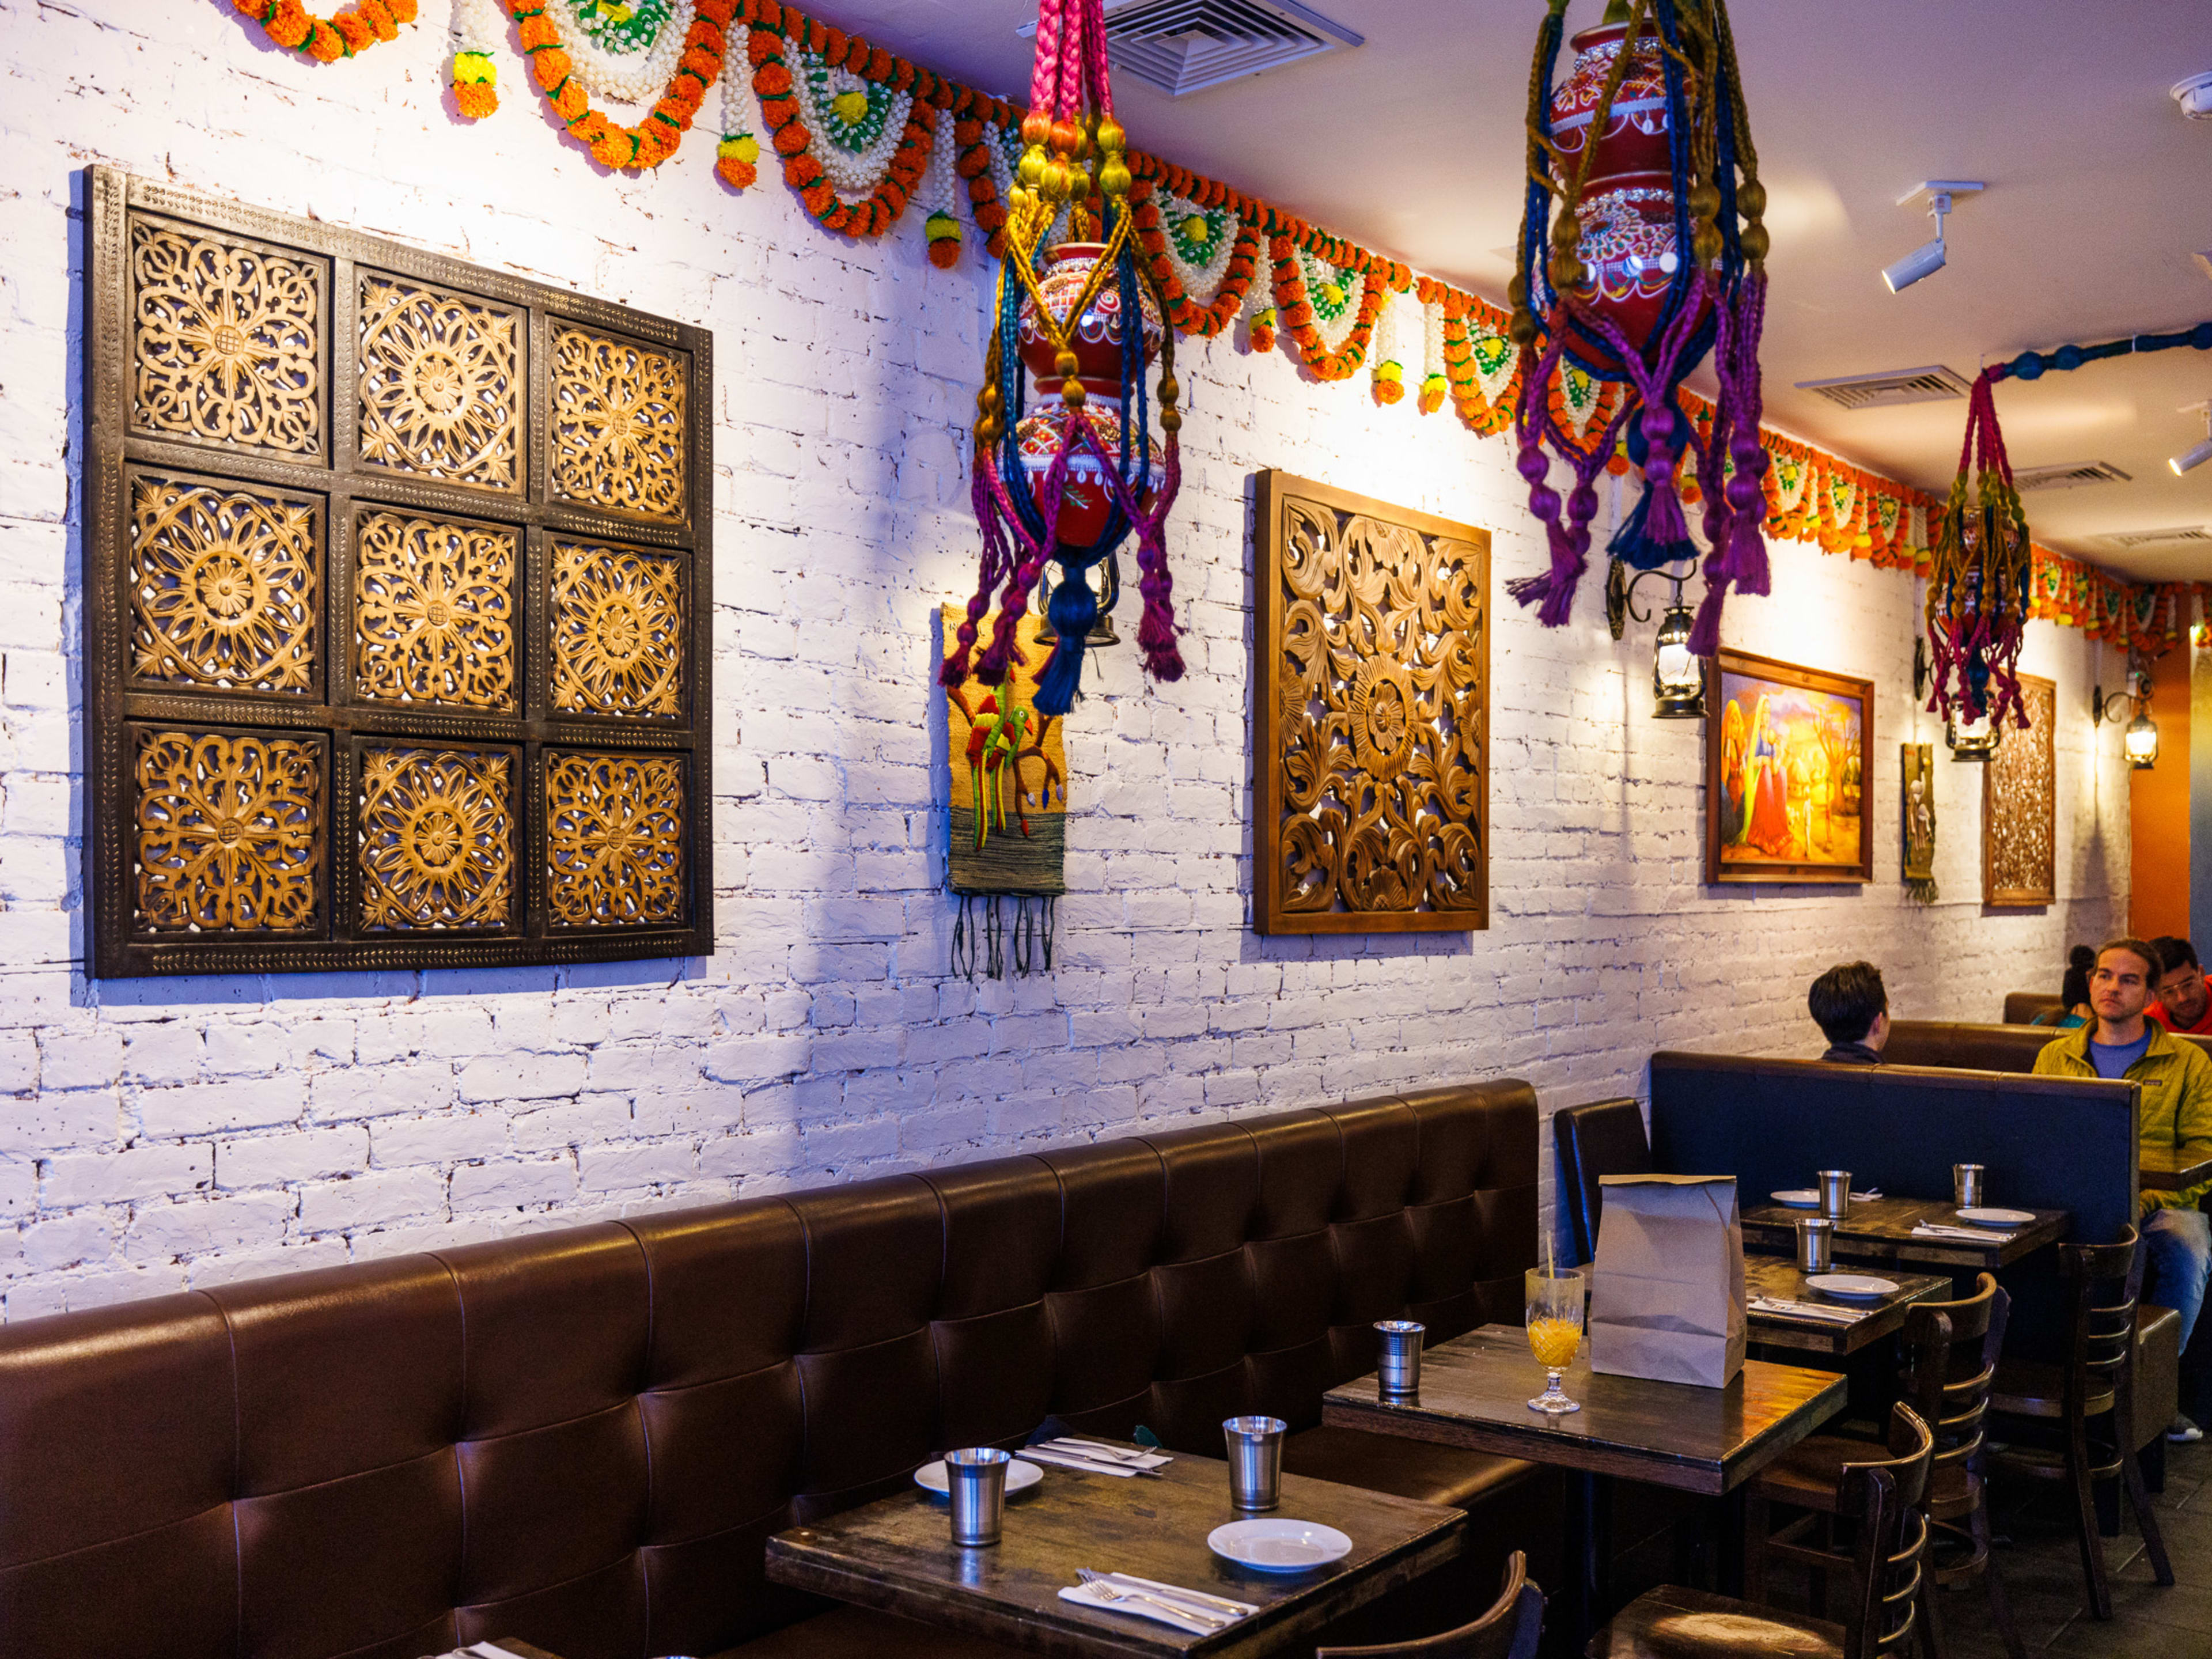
left=1588, top=1173, right=1745, bottom=1388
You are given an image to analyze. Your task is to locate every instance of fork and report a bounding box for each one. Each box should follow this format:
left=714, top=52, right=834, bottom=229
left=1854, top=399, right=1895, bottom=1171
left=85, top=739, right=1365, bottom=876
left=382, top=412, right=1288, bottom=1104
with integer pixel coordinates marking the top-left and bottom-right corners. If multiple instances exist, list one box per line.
left=1076, top=1570, right=1229, bottom=1627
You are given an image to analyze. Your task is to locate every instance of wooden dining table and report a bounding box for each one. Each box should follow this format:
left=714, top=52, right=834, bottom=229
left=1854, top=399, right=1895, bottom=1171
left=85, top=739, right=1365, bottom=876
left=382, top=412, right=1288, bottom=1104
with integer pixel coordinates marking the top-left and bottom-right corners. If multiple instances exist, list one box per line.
left=2141, top=1149, right=2212, bottom=1192
left=1743, top=1255, right=1952, bottom=1359
left=1321, top=1323, right=1846, bottom=1650
left=766, top=1444, right=1464, bottom=1658
left=1737, top=1195, right=2068, bottom=1270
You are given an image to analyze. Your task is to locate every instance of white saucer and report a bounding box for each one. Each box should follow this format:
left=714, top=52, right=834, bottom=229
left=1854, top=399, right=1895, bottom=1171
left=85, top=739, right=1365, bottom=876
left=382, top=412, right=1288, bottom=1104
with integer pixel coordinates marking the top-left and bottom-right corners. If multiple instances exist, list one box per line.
left=1771, top=1190, right=1821, bottom=1209
left=1207, top=1518, right=1353, bottom=1572
left=914, top=1457, right=1043, bottom=1497
left=1805, top=1274, right=1899, bottom=1301
left=1955, top=1207, right=2035, bottom=1227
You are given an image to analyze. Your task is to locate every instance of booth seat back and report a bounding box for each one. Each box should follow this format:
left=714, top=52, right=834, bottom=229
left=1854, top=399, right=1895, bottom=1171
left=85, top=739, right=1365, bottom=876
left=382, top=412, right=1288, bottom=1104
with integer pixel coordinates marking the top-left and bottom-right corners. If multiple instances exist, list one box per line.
left=1883, top=1020, right=2212, bottom=1075
left=2003, top=991, right=2065, bottom=1025
left=0, top=1082, right=1537, bottom=1659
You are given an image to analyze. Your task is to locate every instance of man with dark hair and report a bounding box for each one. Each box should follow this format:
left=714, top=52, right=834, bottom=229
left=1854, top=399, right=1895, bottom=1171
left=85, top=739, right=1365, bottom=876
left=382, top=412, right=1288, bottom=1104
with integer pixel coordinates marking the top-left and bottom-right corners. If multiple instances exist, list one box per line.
left=2036, top=936, right=2212, bottom=1440
left=1809, top=961, right=1888, bottom=1065
left=2150, top=936, right=2212, bottom=1036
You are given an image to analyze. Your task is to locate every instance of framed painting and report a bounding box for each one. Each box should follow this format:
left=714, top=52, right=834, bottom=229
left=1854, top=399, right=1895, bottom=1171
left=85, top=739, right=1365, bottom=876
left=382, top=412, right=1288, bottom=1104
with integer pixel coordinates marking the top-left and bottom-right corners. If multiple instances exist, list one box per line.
left=1252, top=471, right=1489, bottom=934
left=1983, top=673, right=2056, bottom=907
left=1704, top=648, right=1873, bottom=885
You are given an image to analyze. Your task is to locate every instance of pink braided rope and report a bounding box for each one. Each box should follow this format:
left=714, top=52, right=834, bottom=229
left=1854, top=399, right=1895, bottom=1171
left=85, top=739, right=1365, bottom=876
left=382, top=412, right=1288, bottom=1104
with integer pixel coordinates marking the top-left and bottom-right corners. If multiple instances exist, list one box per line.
left=1030, top=0, right=1066, bottom=120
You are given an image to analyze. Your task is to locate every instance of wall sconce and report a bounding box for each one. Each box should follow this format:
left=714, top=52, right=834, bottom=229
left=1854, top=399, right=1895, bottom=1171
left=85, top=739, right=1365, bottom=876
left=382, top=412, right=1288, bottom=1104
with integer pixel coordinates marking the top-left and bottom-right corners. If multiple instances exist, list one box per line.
left=1945, top=703, right=2000, bottom=761
left=1606, top=558, right=1704, bottom=718
left=2093, top=666, right=2158, bottom=769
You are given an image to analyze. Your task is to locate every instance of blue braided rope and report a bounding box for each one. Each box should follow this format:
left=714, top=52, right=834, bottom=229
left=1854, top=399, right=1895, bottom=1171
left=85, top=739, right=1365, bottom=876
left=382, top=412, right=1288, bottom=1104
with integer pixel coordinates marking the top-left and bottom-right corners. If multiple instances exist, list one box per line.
left=1995, top=321, right=2212, bottom=382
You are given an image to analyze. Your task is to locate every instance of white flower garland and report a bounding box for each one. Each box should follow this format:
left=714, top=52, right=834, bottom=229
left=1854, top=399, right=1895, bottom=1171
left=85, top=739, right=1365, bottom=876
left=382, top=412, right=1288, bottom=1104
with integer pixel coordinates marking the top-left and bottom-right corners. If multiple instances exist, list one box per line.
left=1369, top=289, right=1399, bottom=384
left=1293, top=247, right=1362, bottom=354
left=1419, top=297, right=1446, bottom=410
left=1467, top=313, right=1519, bottom=407
left=921, top=100, right=961, bottom=259
left=1154, top=189, right=1238, bottom=306
left=456, top=0, right=504, bottom=57
left=789, top=50, right=914, bottom=203
left=540, top=0, right=698, bottom=106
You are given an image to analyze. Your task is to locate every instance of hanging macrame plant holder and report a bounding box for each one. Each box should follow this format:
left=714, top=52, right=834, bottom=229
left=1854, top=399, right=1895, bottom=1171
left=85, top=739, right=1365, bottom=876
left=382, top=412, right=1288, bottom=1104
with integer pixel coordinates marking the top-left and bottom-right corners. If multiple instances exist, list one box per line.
left=1508, top=0, right=1771, bottom=655
left=941, top=0, right=1184, bottom=719
left=1925, top=370, right=2032, bottom=732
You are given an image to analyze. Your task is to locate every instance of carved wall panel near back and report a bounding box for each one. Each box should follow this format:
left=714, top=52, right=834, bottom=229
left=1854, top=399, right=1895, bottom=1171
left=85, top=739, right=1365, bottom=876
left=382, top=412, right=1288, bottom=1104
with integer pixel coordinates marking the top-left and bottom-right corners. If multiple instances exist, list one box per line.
left=1252, top=472, right=1490, bottom=934
left=86, top=168, right=713, bottom=975
left=1983, top=672, right=2056, bottom=908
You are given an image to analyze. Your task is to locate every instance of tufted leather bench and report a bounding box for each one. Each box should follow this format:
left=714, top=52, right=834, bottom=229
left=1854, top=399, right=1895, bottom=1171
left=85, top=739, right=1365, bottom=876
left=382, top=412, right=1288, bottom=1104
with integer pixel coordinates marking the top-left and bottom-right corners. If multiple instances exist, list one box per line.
left=0, top=1082, right=1546, bottom=1659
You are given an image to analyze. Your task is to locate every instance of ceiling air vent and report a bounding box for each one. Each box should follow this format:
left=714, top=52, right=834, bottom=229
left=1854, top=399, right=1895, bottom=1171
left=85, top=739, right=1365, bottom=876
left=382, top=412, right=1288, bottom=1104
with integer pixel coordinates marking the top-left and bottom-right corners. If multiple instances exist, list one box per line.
left=1793, top=365, right=1975, bottom=410
left=2105, top=526, right=2212, bottom=548
left=2012, top=460, right=2133, bottom=491
left=1021, top=0, right=1363, bottom=97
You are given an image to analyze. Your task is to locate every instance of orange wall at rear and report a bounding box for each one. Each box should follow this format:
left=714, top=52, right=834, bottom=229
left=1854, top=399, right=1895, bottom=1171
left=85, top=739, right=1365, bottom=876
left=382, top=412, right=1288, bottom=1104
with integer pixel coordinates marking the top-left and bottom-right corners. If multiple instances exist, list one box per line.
left=2130, top=645, right=2191, bottom=940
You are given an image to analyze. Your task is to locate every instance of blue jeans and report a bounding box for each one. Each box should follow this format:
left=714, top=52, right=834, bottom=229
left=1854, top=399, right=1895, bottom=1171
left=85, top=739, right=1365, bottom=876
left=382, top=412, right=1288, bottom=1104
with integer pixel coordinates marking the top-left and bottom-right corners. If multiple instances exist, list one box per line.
left=2143, top=1204, right=2212, bottom=1358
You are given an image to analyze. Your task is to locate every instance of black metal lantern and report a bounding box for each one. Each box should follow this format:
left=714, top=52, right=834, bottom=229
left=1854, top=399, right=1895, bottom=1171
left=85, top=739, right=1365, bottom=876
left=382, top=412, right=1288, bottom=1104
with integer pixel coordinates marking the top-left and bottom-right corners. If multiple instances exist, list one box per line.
left=1607, top=559, right=1705, bottom=719
left=1945, top=704, right=1999, bottom=761
left=2093, top=663, right=2158, bottom=770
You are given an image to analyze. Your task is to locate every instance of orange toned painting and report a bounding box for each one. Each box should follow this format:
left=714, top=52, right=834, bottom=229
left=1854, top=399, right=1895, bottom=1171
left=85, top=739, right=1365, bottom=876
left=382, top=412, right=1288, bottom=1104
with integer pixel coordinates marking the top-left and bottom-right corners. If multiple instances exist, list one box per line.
left=1706, top=649, right=1873, bottom=884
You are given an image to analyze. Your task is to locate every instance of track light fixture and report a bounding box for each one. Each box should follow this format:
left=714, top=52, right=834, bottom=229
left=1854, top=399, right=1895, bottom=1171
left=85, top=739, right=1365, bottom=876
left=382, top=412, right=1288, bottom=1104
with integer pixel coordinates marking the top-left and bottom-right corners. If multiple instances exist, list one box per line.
left=2173, top=403, right=2212, bottom=476
left=1884, top=181, right=1983, bottom=294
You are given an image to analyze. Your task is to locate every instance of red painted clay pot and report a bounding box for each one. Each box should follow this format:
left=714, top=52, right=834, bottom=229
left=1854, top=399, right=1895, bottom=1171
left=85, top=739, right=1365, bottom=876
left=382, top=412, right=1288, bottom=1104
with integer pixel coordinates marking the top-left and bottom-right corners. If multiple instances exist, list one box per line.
left=1017, top=243, right=1165, bottom=391
left=1550, top=21, right=1678, bottom=190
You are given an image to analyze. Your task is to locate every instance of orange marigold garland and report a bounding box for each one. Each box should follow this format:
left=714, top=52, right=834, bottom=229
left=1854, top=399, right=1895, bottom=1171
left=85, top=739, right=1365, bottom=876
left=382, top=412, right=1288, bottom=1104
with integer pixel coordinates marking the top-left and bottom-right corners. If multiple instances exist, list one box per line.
left=1128, top=161, right=1262, bottom=339
left=507, top=0, right=730, bottom=171
left=1270, top=230, right=1388, bottom=382
left=748, top=13, right=940, bottom=237
left=233, top=0, right=416, bottom=60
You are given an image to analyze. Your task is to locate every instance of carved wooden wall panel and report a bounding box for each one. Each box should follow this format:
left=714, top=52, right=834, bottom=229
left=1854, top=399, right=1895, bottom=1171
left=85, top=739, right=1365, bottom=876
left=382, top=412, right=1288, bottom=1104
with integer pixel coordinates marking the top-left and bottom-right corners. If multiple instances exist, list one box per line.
left=1983, top=673, right=2056, bottom=907
left=1253, top=471, right=1490, bottom=934
left=88, top=168, right=712, bottom=976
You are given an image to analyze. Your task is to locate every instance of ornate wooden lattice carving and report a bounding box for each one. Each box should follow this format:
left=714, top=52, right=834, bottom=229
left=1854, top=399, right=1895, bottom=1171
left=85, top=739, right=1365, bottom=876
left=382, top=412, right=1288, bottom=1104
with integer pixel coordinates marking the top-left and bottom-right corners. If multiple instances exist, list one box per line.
left=546, top=751, right=685, bottom=926
left=128, top=472, right=319, bottom=693
left=354, top=510, right=517, bottom=710
left=358, top=746, right=516, bottom=930
left=129, top=218, right=323, bottom=456
left=550, top=539, right=685, bottom=717
left=88, top=169, right=712, bottom=975
left=550, top=325, right=688, bottom=519
left=1253, top=472, right=1490, bottom=934
left=357, top=274, right=521, bottom=491
left=133, top=728, right=323, bottom=933
left=1983, top=673, right=2056, bottom=907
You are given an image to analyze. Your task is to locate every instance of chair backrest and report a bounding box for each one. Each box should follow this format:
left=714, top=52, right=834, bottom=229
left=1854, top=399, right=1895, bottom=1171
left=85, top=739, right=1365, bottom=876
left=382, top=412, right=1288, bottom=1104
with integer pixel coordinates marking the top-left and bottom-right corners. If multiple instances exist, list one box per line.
left=1899, top=1272, right=2008, bottom=1489
left=1315, top=1551, right=1541, bottom=1659
left=1836, top=1403, right=1936, bottom=1659
left=1552, top=1099, right=1650, bottom=1264
left=2060, top=1225, right=2145, bottom=1421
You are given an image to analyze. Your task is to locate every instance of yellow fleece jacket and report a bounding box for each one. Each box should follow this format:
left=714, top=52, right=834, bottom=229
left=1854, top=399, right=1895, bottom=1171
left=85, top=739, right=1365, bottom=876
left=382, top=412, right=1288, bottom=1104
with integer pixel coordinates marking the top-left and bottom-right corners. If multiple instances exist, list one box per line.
left=2033, top=1022, right=2212, bottom=1213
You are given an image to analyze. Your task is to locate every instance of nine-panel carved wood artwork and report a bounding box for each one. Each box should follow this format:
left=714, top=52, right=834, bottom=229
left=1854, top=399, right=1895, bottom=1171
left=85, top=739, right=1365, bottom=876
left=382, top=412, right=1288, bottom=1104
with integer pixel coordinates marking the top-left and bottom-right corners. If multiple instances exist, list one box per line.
left=1253, top=472, right=1490, bottom=934
left=88, top=168, right=712, bottom=975
left=1983, top=672, right=2056, bottom=908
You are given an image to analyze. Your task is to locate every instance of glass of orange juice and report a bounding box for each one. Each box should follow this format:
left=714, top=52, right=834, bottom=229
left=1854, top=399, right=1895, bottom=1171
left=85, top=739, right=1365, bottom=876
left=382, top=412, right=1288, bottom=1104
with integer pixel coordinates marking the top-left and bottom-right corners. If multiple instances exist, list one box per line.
left=1525, top=1267, right=1586, bottom=1415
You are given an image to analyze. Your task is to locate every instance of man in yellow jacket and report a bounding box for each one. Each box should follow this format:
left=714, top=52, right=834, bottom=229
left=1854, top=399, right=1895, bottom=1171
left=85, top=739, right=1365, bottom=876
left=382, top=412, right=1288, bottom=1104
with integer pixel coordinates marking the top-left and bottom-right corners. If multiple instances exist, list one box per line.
left=2035, top=936, right=2212, bottom=1440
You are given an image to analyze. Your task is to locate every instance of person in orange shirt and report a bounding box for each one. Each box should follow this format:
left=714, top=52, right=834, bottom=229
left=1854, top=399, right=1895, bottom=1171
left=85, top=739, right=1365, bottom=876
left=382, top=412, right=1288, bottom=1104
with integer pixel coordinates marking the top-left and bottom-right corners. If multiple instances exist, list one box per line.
left=2150, top=937, right=2212, bottom=1036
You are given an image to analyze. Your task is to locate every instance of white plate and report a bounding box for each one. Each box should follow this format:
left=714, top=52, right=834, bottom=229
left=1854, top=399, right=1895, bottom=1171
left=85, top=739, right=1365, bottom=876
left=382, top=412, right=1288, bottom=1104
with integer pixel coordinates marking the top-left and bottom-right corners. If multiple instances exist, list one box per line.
left=1805, top=1274, right=1899, bottom=1301
left=1207, top=1518, right=1354, bottom=1573
left=914, top=1457, right=1043, bottom=1497
left=1771, top=1190, right=1821, bottom=1209
left=1956, top=1207, right=2035, bottom=1227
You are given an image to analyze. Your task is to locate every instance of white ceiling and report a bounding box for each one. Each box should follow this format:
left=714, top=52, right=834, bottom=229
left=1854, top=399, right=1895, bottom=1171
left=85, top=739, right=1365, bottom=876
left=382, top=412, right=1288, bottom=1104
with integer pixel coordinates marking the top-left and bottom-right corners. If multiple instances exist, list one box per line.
left=820, top=0, right=2212, bottom=581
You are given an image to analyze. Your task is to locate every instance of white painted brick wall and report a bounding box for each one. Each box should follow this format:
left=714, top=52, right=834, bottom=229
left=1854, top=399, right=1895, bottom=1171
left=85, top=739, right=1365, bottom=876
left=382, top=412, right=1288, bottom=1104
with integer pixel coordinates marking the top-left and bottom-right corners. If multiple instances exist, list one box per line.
left=0, top=1, right=2135, bottom=1319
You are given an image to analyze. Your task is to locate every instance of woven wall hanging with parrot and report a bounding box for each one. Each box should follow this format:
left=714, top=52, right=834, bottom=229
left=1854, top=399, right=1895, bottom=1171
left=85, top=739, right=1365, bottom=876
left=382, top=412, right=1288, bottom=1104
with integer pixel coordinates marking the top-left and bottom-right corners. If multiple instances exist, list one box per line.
left=941, top=605, right=1067, bottom=979
left=1508, top=0, right=1771, bottom=656
left=940, top=0, right=1184, bottom=721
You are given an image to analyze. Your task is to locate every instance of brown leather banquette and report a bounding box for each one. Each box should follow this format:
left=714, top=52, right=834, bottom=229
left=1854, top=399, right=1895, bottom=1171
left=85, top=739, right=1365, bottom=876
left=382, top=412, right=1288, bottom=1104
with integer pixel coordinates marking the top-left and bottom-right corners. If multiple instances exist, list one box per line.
left=1884, top=1019, right=2212, bottom=1074
left=2003, top=991, right=2065, bottom=1026
left=0, top=1083, right=1544, bottom=1659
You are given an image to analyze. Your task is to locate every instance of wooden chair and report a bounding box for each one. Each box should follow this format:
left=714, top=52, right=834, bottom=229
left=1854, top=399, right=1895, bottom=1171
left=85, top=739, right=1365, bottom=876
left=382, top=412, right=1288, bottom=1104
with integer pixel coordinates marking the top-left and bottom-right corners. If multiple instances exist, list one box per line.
left=1744, top=1274, right=2018, bottom=1659
left=1586, top=1404, right=1934, bottom=1659
left=1553, top=1099, right=1650, bottom=1265
left=1986, top=1225, right=2175, bottom=1619
left=1317, top=1550, right=1542, bottom=1658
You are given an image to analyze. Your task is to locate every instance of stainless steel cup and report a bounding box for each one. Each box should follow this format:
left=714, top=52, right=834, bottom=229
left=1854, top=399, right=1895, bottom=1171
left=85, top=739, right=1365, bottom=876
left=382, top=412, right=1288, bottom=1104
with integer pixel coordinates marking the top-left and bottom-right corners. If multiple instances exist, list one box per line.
left=1222, top=1415, right=1286, bottom=1512
left=1954, top=1164, right=1986, bottom=1209
left=945, top=1447, right=1012, bottom=1547
left=1376, top=1320, right=1425, bottom=1398
left=1817, top=1170, right=1852, bottom=1219
left=1797, top=1217, right=1835, bottom=1272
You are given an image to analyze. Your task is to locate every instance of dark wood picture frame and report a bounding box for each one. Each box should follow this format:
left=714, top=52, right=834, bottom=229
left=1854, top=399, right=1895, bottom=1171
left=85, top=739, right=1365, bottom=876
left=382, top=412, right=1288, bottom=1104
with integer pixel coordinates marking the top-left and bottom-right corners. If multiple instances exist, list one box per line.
left=1703, top=647, right=1874, bottom=885
left=1983, top=672, right=2057, bottom=908
left=85, top=166, right=714, bottom=976
left=1252, top=470, right=1490, bottom=935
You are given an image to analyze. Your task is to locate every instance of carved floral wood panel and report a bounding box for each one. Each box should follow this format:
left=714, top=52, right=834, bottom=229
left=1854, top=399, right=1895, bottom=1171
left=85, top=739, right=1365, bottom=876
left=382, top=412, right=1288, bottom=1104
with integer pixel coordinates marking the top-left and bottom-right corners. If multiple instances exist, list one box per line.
left=129, top=219, right=323, bottom=456
left=550, top=538, right=684, bottom=717
left=1983, top=673, right=2056, bottom=907
left=546, top=752, right=685, bottom=926
left=1254, top=472, right=1490, bottom=934
left=357, top=746, right=516, bottom=930
left=132, top=728, right=323, bottom=933
left=354, top=509, right=517, bottom=710
left=128, top=472, right=319, bottom=694
left=92, top=170, right=711, bottom=975
left=550, top=325, right=688, bottom=519
left=356, top=274, right=521, bottom=491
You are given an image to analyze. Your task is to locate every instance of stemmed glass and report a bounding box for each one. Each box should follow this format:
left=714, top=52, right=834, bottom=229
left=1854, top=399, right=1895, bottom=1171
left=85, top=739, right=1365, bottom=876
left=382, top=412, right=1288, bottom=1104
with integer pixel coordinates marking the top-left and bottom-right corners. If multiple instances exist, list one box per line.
left=1525, top=1267, right=1586, bottom=1415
